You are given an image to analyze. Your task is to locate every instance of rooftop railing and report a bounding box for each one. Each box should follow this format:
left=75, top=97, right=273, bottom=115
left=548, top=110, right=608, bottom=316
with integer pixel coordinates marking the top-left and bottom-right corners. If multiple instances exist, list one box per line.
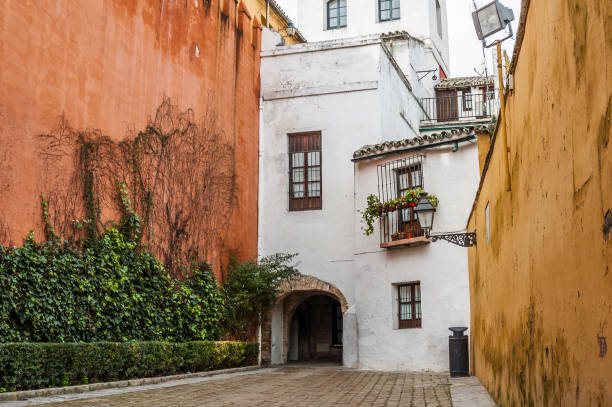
left=420, top=91, right=498, bottom=124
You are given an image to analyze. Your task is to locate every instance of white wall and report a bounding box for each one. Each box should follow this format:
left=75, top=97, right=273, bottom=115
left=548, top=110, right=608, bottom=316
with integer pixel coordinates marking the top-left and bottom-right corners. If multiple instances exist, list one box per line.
left=259, top=29, right=477, bottom=371
left=259, top=37, right=389, bottom=311
left=352, top=143, right=479, bottom=370
left=275, top=0, right=450, bottom=72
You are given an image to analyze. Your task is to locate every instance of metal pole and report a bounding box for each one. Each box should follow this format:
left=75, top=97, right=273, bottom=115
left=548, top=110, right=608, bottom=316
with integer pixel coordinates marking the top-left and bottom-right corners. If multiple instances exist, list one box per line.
left=496, top=42, right=511, bottom=191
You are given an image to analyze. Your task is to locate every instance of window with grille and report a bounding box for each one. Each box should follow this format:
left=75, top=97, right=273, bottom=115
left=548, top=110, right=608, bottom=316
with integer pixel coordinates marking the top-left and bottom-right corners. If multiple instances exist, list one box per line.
left=395, top=164, right=423, bottom=237
left=398, top=282, right=422, bottom=329
left=332, top=302, right=343, bottom=346
left=327, top=0, right=347, bottom=29
left=288, top=132, right=322, bottom=211
left=379, top=0, right=400, bottom=22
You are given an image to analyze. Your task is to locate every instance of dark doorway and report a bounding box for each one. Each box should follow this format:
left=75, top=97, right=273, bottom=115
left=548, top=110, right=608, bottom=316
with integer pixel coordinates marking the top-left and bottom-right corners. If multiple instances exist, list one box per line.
left=288, top=295, right=342, bottom=362
left=436, top=89, right=458, bottom=122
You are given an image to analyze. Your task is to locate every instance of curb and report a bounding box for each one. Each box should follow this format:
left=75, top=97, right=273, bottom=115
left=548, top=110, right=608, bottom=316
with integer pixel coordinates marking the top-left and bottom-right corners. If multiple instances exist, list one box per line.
left=0, top=365, right=260, bottom=402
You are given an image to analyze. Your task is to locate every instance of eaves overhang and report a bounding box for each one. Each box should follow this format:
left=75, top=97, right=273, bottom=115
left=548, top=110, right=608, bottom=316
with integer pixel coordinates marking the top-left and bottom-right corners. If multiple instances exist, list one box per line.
left=351, top=125, right=492, bottom=162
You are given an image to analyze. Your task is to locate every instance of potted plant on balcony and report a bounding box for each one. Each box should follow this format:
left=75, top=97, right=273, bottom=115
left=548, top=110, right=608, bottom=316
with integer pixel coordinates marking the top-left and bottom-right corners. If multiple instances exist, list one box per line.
left=361, top=189, right=439, bottom=237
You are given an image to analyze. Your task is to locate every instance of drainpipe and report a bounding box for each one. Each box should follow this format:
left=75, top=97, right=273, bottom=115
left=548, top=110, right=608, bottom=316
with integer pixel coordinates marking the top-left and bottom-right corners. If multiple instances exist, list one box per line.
left=266, top=0, right=269, bottom=27
left=496, top=42, right=511, bottom=191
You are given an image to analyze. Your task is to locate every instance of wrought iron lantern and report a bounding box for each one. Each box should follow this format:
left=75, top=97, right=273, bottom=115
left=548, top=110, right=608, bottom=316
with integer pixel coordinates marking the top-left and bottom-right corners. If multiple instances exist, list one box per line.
left=414, top=193, right=477, bottom=247
left=414, top=193, right=435, bottom=234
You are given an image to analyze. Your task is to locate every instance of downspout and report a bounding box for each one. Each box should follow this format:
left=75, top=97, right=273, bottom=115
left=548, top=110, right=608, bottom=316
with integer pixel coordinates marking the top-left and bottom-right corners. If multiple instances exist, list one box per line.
left=496, top=42, right=511, bottom=191
left=266, top=0, right=269, bottom=27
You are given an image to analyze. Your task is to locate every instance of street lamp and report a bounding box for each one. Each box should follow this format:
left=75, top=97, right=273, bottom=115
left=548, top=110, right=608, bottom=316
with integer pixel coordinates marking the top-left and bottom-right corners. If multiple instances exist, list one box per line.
left=472, top=1, right=515, bottom=42
left=472, top=0, right=515, bottom=192
left=415, top=193, right=435, bottom=234
left=414, top=193, right=477, bottom=247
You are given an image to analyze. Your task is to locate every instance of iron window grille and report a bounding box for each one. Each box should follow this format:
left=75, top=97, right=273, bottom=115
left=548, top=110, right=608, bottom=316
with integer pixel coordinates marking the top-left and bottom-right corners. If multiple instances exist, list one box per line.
left=379, top=0, right=400, bottom=21
left=398, top=282, right=422, bottom=329
left=377, top=155, right=425, bottom=243
left=288, top=132, right=322, bottom=211
left=327, top=0, right=347, bottom=29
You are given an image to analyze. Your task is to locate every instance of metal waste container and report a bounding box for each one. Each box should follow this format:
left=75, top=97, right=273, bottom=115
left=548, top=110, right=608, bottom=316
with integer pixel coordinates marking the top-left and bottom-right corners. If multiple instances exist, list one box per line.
left=448, top=327, right=469, bottom=377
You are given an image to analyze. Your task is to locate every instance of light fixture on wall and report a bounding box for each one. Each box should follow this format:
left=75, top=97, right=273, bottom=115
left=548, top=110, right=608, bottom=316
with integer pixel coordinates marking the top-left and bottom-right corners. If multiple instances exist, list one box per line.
left=414, top=193, right=477, bottom=247
left=472, top=0, right=515, bottom=43
left=416, top=69, right=438, bottom=82
left=277, top=23, right=296, bottom=46
left=285, top=23, right=296, bottom=37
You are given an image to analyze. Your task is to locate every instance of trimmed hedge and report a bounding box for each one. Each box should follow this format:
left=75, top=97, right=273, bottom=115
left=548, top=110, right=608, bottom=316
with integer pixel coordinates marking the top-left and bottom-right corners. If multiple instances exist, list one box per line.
left=0, top=341, right=258, bottom=392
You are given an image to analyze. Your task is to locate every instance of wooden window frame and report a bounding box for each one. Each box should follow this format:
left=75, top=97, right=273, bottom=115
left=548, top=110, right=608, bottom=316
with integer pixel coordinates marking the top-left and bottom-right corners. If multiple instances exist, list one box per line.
left=398, top=282, right=422, bottom=329
left=327, top=0, right=347, bottom=29
left=288, top=132, right=322, bottom=211
left=395, top=164, right=423, bottom=236
left=332, top=302, right=343, bottom=347
left=462, top=88, right=473, bottom=111
left=378, top=0, right=400, bottom=22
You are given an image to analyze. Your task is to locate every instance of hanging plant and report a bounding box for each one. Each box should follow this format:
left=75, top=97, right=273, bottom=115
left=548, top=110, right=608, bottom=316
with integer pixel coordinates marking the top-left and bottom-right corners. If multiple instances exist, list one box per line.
left=361, top=188, right=439, bottom=236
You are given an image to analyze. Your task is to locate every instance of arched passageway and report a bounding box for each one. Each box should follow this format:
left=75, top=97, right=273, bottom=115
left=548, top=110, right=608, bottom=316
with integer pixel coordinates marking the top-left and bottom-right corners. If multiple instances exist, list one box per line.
left=261, top=275, right=353, bottom=366
left=287, top=295, right=343, bottom=362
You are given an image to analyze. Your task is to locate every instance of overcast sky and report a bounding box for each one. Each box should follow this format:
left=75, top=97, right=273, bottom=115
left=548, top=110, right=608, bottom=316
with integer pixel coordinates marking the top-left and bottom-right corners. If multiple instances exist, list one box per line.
left=447, top=0, right=522, bottom=77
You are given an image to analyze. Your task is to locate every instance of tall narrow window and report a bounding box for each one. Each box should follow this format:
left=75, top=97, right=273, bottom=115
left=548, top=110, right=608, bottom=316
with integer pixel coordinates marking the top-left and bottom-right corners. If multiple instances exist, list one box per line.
left=396, top=164, right=423, bottom=237
left=463, top=89, right=473, bottom=111
left=379, top=0, right=400, bottom=22
left=289, top=132, right=322, bottom=211
left=332, top=302, right=343, bottom=346
left=327, top=0, right=347, bottom=29
left=436, top=0, right=443, bottom=37
left=398, top=282, right=422, bottom=329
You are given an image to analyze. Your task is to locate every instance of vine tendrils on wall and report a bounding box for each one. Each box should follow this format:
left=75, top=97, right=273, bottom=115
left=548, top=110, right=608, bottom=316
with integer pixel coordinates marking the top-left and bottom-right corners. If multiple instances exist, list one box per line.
left=37, top=97, right=237, bottom=277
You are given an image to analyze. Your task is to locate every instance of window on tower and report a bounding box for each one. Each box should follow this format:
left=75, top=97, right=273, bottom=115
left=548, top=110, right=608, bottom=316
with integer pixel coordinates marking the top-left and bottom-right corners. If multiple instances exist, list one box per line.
left=327, top=0, right=347, bottom=29
left=379, top=0, right=400, bottom=22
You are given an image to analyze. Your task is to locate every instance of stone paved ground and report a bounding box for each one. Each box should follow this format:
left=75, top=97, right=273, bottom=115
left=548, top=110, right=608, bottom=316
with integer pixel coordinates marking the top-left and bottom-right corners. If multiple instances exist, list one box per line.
left=27, top=366, right=453, bottom=407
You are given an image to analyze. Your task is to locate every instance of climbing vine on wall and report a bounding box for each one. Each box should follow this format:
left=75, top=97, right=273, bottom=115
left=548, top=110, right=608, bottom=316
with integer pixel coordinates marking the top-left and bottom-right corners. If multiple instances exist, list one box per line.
left=38, top=97, right=236, bottom=277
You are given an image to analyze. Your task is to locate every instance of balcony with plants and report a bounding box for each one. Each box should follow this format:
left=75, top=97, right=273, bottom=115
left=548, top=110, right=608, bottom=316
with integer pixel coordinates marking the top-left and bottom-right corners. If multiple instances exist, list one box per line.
left=362, top=188, right=439, bottom=249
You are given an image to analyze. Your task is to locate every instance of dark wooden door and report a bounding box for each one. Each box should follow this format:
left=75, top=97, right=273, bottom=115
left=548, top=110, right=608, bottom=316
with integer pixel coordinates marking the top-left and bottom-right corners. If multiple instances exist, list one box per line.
left=436, top=89, right=458, bottom=122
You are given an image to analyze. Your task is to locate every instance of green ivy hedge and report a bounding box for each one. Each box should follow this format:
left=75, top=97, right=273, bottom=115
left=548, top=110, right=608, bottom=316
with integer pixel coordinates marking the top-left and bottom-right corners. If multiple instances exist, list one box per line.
left=0, top=341, right=258, bottom=392
left=0, top=229, right=224, bottom=343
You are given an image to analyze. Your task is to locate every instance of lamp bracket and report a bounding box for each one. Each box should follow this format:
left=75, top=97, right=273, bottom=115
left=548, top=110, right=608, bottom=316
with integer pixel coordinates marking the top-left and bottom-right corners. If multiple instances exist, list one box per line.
left=483, top=23, right=514, bottom=48
left=416, top=69, right=438, bottom=82
left=430, top=232, right=477, bottom=247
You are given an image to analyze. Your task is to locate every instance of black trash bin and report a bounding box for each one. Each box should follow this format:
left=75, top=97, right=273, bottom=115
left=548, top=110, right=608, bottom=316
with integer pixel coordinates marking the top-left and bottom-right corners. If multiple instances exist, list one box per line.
left=448, top=327, right=469, bottom=377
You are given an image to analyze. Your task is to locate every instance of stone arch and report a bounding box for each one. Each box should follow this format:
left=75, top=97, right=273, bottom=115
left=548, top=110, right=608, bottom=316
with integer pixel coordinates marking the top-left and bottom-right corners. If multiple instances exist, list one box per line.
left=261, top=275, right=349, bottom=366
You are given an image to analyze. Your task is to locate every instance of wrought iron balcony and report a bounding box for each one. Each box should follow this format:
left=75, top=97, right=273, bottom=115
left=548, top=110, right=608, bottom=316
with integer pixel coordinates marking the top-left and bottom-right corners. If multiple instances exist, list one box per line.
left=376, top=155, right=430, bottom=249
left=420, top=92, right=498, bottom=124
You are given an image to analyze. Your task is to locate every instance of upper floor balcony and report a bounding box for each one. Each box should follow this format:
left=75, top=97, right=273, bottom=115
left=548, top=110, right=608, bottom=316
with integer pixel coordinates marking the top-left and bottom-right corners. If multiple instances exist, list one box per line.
left=420, top=91, right=498, bottom=125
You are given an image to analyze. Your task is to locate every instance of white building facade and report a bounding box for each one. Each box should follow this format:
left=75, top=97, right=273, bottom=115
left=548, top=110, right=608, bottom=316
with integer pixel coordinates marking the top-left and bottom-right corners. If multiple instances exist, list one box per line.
left=258, top=1, right=489, bottom=371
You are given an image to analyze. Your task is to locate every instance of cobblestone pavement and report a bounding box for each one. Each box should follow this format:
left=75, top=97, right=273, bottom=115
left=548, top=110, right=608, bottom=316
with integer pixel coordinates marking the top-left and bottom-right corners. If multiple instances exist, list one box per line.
left=36, top=366, right=452, bottom=407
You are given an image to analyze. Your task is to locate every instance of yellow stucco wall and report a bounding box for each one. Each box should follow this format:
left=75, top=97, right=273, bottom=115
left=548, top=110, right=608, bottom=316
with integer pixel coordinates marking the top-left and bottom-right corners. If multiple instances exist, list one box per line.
left=467, top=1, right=611, bottom=406
left=241, top=0, right=302, bottom=44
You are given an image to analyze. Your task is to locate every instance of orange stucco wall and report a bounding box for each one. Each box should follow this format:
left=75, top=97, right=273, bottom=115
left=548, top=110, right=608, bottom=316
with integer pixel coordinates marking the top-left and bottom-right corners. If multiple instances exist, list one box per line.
left=467, top=1, right=611, bottom=406
left=0, top=0, right=261, bottom=279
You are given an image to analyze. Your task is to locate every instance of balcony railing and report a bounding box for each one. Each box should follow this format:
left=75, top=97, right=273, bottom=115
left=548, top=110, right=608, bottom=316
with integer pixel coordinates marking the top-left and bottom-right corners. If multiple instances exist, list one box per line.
left=420, top=92, right=498, bottom=123
left=377, top=155, right=430, bottom=248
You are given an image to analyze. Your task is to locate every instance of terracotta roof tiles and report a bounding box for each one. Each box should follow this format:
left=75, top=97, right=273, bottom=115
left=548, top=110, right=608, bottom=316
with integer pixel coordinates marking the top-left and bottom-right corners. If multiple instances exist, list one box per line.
left=352, top=125, right=492, bottom=161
